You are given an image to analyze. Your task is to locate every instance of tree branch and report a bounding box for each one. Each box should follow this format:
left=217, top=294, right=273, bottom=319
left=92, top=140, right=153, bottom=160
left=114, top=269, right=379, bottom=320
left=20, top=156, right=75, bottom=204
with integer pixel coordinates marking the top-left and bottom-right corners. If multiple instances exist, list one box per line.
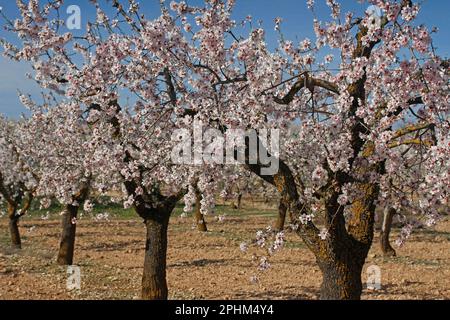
left=274, top=74, right=339, bottom=105
left=388, top=139, right=434, bottom=149
left=392, top=122, right=432, bottom=140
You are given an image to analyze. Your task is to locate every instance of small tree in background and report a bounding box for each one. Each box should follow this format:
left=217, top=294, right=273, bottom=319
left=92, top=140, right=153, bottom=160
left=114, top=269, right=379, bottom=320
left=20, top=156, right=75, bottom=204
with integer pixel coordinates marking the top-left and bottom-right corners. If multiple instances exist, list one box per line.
left=0, top=116, right=36, bottom=248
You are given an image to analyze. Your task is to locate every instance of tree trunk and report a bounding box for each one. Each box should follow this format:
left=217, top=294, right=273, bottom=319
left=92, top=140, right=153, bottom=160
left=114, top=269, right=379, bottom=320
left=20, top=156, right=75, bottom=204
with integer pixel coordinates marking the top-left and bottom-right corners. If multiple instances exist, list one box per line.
left=7, top=203, right=21, bottom=249
left=275, top=200, right=287, bottom=231
left=9, top=218, right=21, bottom=249
left=318, top=250, right=366, bottom=300
left=57, top=204, right=79, bottom=265
left=380, top=207, right=396, bottom=257
left=236, top=193, right=242, bottom=209
left=195, top=189, right=207, bottom=232
left=233, top=193, right=243, bottom=209
left=142, top=214, right=170, bottom=300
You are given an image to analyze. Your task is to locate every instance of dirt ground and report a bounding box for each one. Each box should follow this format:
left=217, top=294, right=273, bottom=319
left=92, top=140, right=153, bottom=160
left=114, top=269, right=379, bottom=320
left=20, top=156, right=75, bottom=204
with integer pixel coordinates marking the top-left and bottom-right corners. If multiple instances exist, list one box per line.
left=0, top=208, right=449, bottom=300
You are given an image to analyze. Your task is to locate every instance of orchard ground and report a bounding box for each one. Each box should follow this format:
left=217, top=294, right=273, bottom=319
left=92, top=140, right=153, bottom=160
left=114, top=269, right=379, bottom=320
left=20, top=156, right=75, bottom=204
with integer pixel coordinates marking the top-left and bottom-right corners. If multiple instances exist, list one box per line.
left=0, top=200, right=449, bottom=300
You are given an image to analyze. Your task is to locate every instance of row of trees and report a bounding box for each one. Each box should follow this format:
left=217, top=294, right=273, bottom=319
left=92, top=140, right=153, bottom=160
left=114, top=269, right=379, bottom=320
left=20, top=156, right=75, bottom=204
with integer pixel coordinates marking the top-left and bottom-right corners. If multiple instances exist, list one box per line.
left=1, top=0, right=448, bottom=300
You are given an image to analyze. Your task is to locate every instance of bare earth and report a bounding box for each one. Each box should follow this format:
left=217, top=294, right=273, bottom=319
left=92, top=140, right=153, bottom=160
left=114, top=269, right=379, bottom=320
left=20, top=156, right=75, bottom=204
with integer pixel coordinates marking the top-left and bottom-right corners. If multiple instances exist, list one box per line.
left=0, top=209, right=449, bottom=300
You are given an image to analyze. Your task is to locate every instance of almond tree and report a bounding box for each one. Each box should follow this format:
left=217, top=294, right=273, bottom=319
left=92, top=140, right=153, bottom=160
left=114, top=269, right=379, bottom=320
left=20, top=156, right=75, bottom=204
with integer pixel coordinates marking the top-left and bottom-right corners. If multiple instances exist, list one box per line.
left=1, top=1, right=191, bottom=299
left=166, top=0, right=448, bottom=299
left=85, top=98, right=192, bottom=299
left=2, top=0, right=448, bottom=300
left=0, top=0, right=210, bottom=299
left=21, top=100, right=92, bottom=265
left=0, top=116, right=36, bottom=248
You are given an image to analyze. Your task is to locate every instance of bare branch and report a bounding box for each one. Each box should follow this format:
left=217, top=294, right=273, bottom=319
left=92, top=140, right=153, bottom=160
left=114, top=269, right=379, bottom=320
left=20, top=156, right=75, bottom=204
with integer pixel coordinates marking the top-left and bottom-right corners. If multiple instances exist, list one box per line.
left=274, top=74, right=339, bottom=105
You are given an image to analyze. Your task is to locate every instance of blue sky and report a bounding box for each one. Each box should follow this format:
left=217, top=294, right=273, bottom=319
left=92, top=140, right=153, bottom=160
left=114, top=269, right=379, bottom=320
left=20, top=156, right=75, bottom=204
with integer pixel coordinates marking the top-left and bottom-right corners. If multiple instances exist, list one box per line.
left=0, top=0, right=449, bottom=118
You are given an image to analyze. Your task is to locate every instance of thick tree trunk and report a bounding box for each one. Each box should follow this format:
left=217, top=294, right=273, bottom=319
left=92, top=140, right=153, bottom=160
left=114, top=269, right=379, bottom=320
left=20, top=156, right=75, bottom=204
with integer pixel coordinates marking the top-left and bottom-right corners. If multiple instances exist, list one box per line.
left=380, top=207, right=396, bottom=257
left=275, top=200, right=287, bottom=231
left=318, top=194, right=368, bottom=301
left=7, top=203, right=21, bottom=249
left=142, top=214, right=170, bottom=300
left=318, top=250, right=366, bottom=300
left=195, top=189, right=207, bottom=232
left=57, top=204, right=79, bottom=265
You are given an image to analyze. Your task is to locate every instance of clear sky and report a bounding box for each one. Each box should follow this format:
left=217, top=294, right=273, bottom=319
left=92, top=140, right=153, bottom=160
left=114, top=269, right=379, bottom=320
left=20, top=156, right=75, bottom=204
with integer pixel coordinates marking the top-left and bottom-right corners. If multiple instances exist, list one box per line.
left=0, top=0, right=449, bottom=118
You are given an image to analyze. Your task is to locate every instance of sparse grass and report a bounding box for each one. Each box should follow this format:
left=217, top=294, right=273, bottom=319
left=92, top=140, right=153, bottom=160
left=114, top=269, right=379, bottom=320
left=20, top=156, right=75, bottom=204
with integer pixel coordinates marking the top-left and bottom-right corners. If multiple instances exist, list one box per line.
left=22, top=199, right=136, bottom=220
left=3, top=197, right=277, bottom=223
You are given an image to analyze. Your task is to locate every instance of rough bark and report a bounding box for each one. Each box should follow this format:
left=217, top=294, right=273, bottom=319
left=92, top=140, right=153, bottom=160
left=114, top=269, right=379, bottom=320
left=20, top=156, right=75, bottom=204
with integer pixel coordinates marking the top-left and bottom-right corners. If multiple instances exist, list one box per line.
left=380, top=207, right=396, bottom=257
left=318, top=250, right=366, bottom=300
left=316, top=191, right=371, bottom=300
left=313, top=21, right=382, bottom=300
left=142, top=212, right=170, bottom=300
left=126, top=184, right=182, bottom=300
left=7, top=203, right=21, bottom=249
left=57, top=204, right=79, bottom=265
left=195, top=189, right=207, bottom=232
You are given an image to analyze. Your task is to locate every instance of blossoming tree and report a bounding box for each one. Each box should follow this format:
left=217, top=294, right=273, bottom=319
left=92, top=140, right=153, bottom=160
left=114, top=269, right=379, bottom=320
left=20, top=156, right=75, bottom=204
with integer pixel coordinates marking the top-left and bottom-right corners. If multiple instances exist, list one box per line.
left=20, top=99, right=92, bottom=265
left=0, top=116, right=36, bottom=248
left=1, top=0, right=191, bottom=298
left=2, top=0, right=448, bottom=300
left=164, top=0, right=449, bottom=299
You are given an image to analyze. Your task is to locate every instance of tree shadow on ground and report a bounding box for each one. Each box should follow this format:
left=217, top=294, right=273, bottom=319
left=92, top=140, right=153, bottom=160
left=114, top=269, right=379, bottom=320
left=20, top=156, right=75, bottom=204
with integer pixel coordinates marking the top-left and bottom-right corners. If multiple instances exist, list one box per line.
left=369, top=281, right=442, bottom=299
left=81, top=239, right=142, bottom=252
left=168, top=258, right=232, bottom=268
left=233, top=286, right=319, bottom=300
